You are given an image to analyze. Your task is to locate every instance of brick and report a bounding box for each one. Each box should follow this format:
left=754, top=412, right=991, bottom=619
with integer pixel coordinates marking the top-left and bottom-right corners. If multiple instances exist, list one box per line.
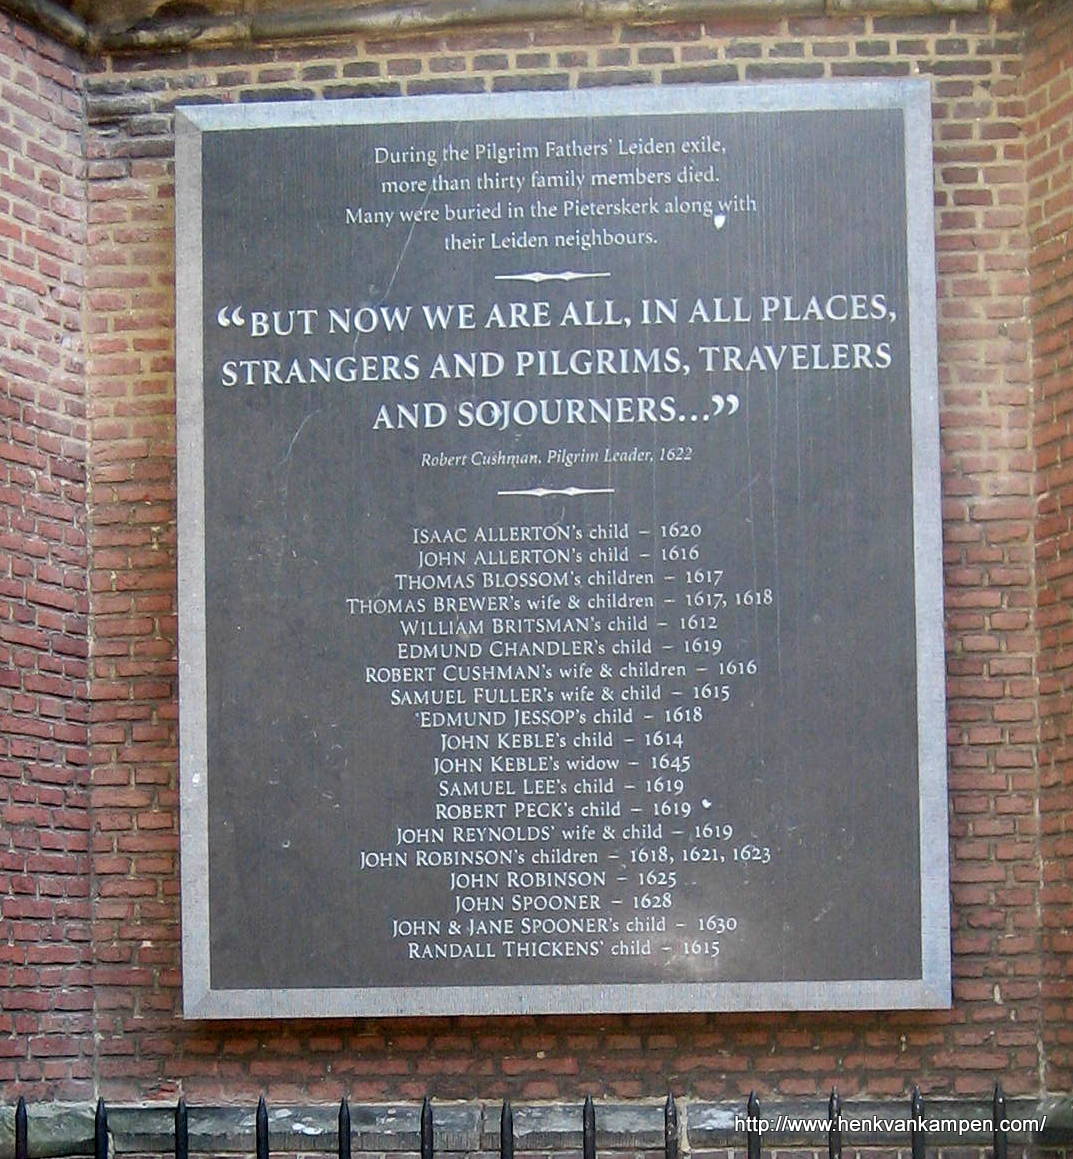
left=0, top=15, right=91, bottom=1094
left=1027, top=0, right=1073, bottom=1095
left=0, top=0, right=1068, bottom=1108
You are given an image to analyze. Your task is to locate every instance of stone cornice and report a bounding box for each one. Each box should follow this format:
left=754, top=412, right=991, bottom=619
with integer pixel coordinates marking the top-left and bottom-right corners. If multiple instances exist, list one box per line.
left=1, top=0, right=1007, bottom=56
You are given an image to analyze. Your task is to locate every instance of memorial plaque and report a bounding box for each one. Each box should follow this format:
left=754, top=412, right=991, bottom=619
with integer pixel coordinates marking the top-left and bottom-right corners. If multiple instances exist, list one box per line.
left=176, top=81, right=949, bottom=1018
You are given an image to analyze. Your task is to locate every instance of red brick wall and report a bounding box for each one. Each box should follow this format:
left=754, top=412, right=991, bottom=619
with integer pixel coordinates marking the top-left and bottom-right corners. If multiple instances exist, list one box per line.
left=82, top=51, right=180, bottom=1101
left=0, top=14, right=92, bottom=1099
left=3, top=0, right=1067, bottom=1109
left=1027, top=0, right=1073, bottom=1097
left=78, top=12, right=1050, bottom=1103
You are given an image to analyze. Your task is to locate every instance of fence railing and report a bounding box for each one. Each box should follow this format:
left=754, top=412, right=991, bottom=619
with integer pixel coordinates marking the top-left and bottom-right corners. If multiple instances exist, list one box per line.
left=7, top=1085, right=1042, bottom=1159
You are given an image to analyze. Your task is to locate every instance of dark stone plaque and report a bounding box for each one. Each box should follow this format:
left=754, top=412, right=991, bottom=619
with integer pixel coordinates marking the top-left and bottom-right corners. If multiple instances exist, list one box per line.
left=176, top=82, right=949, bottom=1018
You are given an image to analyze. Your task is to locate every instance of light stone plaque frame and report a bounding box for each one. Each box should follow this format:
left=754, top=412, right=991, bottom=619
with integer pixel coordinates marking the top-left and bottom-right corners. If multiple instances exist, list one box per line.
left=176, top=80, right=949, bottom=1019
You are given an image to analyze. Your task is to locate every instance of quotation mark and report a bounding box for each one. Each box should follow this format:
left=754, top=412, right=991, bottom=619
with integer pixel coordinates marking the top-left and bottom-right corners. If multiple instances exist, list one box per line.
left=216, top=305, right=246, bottom=328
left=710, top=394, right=740, bottom=416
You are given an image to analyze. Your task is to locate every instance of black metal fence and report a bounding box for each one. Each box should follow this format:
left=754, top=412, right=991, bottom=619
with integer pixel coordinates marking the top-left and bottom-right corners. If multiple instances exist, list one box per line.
left=10, top=1086, right=1022, bottom=1159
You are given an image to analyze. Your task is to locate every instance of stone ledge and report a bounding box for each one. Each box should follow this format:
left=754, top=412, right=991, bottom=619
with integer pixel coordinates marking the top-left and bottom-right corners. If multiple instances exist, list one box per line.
left=0, top=0, right=1002, bottom=56
left=2, top=1098, right=1071, bottom=1159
